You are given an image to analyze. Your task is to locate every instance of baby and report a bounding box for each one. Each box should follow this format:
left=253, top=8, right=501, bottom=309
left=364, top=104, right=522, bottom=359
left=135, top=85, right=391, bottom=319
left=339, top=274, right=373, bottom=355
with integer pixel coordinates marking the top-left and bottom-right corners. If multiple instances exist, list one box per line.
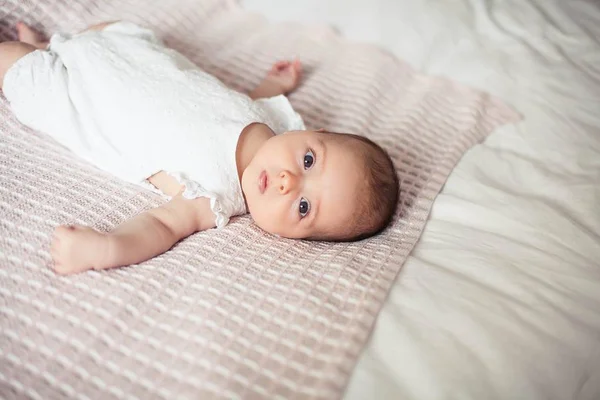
left=0, top=21, right=399, bottom=275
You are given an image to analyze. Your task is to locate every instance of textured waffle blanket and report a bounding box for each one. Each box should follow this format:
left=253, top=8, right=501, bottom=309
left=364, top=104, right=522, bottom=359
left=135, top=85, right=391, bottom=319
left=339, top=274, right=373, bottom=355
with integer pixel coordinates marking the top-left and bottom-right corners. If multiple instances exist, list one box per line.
left=0, top=0, right=520, bottom=398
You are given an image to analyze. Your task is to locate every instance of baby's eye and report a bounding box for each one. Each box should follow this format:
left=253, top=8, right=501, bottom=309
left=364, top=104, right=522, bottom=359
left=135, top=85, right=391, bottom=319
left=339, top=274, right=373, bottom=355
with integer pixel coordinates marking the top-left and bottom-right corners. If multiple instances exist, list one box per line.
left=303, top=150, right=315, bottom=170
left=299, top=197, right=311, bottom=218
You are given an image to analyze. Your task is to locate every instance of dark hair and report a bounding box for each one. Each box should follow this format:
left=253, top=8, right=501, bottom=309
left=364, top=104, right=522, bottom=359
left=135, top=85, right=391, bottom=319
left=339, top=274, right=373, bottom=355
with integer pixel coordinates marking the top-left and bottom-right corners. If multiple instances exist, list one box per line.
left=308, top=132, right=400, bottom=242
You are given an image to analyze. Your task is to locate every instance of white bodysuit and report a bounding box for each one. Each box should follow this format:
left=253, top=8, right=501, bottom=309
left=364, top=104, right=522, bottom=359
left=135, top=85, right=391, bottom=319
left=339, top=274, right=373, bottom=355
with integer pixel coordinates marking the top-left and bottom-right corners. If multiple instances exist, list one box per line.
left=3, top=22, right=305, bottom=228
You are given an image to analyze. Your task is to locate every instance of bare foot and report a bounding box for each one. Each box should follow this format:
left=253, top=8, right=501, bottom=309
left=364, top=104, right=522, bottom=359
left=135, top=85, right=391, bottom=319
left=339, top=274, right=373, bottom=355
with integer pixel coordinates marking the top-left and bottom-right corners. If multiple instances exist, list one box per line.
left=265, top=59, right=303, bottom=94
left=51, top=225, right=111, bottom=275
left=249, top=59, right=303, bottom=99
left=16, top=22, right=48, bottom=49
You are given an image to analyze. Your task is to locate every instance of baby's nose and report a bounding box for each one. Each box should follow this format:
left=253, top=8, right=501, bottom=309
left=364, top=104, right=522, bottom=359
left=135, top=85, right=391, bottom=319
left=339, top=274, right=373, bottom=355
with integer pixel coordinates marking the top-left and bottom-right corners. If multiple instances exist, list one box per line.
left=278, top=170, right=299, bottom=194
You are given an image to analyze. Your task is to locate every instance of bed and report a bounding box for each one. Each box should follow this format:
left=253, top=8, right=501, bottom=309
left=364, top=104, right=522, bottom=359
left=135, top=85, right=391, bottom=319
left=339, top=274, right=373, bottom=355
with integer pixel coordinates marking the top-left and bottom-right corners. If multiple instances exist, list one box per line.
left=241, top=0, right=600, bottom=399
left=1, top=0, right=598, bottom=398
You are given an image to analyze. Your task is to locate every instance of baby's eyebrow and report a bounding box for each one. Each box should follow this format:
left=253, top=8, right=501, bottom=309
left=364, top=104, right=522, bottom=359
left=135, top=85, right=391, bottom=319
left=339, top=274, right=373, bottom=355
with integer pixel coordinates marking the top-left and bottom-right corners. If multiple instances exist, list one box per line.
left=306, top=139, right=327, bottom=228
left=317, top=138, right=327, bottom=172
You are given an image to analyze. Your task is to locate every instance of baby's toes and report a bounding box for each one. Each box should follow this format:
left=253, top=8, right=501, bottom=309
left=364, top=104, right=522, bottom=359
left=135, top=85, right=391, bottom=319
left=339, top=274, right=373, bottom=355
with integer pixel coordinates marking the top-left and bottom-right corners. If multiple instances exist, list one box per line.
left=291, top=59, right=302, bottom=74
left=271, top=60, right=291, bottom=73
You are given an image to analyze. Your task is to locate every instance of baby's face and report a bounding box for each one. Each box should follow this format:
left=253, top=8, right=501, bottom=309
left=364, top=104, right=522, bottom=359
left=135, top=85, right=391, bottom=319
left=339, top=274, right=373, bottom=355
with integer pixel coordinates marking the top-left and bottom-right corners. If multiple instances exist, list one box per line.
left=241, top=130, right=364, bottom=239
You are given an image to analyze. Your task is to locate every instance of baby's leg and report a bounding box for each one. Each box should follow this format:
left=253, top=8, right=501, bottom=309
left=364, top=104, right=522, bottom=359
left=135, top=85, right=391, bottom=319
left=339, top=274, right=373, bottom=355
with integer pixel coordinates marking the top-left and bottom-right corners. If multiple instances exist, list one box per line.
left=0, top=41, right=37, bottom=89
left=2, top=20, right=119, bottom=91
left=0, top=22, right=52, bottom=88
left=15, top=20, right=118, bottom=49
left=16, top=22, right=48, bottom=49
left=81, top=21, right=119, bottom=33
left=249, top=59, right=303, bottom=100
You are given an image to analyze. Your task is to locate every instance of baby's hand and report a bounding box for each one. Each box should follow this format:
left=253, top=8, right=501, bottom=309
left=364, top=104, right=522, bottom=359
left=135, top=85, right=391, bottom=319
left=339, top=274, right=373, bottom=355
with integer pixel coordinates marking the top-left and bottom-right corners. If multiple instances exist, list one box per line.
left=51, top=225, right=111, bottom=275
left=266, top=59, right=303, bottom=94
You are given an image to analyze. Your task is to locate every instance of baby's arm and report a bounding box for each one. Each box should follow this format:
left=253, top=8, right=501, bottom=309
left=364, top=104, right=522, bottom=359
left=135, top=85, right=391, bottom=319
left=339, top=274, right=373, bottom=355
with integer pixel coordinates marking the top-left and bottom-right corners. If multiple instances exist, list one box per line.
left=51, top=193, right=216, bottom=275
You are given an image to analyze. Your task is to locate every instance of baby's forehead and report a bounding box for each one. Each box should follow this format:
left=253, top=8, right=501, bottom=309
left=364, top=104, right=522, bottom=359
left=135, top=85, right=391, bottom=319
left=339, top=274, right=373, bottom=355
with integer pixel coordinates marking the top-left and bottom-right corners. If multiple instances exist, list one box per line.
left=326, top=138, right=371, bottom=170
left=322, top=132, right=367, bottom=152
left=319, top=157, right=365, bottom=209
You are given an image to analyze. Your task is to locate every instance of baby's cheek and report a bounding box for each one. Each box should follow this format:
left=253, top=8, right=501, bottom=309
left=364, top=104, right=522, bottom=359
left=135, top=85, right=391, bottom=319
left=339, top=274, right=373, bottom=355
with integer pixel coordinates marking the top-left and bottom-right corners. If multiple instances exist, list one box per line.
left=266, top=208, right=289, bottom=236
left=249, top=207, right=275, bottom=233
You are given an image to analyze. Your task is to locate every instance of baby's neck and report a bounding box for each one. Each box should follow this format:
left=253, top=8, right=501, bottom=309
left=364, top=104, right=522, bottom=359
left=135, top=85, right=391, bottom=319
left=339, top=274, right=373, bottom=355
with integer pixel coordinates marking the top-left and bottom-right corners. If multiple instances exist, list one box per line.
left=235, top=123, right=274, bottom=183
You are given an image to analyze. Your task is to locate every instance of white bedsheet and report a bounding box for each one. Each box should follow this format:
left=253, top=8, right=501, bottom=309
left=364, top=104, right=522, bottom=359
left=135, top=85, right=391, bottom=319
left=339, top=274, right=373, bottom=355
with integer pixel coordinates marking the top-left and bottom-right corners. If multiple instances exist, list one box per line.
left=242, top=0, right=600, bottom=399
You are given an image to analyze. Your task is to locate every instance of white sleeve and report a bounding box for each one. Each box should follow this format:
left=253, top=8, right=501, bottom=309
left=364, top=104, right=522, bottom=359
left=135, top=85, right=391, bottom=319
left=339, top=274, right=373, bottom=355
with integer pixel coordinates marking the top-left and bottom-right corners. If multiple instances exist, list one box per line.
left=166, top=172, right=235, bottom=229
left=254, top=95, right=306, bottom=134
left=101, top=21, right=162, bottom=44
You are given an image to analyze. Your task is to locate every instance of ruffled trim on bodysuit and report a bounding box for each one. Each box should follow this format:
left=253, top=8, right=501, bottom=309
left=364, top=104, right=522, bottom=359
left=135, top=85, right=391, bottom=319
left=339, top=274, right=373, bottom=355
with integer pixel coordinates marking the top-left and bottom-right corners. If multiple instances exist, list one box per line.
left=167, top=171, right=232, bottom=229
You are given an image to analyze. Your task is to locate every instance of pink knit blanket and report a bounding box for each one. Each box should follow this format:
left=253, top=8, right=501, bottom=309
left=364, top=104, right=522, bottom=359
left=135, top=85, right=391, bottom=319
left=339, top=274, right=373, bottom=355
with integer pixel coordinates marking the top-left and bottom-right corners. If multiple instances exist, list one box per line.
left=0, top=0, right=520, bottom=398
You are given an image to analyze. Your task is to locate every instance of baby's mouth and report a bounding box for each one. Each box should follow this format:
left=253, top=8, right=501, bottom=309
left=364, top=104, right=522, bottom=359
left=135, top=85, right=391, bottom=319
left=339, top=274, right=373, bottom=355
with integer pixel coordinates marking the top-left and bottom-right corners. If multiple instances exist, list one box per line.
left=258, top=170, right=268, bottom=194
